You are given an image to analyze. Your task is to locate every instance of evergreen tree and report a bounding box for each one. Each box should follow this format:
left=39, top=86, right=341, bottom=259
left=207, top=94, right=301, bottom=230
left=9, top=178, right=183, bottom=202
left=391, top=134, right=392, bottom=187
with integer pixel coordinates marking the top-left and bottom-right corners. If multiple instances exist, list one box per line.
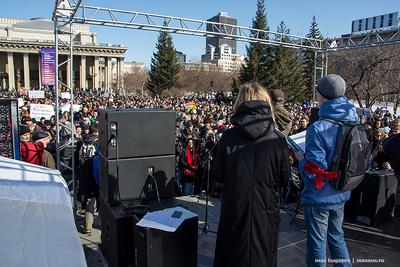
left=239, top=0, right=270, bottom=86
left=147, top=27, right=180, bottom=95
left=302, top=16, right=323, bottom=101
left=268, top=21, right=306, bottom=102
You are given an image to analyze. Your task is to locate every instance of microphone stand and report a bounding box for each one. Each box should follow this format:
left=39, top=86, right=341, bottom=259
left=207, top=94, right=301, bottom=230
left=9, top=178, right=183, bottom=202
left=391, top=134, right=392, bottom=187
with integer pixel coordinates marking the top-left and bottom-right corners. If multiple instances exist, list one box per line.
left=202, top=149, right=216, bottom=234
left=201, top=125, right=232, bottom=234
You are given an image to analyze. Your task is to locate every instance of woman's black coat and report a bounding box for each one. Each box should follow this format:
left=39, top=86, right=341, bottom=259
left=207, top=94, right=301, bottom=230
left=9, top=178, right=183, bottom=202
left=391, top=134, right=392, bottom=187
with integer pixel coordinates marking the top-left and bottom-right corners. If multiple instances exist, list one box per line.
left=212, top=100, right=290, bottom=267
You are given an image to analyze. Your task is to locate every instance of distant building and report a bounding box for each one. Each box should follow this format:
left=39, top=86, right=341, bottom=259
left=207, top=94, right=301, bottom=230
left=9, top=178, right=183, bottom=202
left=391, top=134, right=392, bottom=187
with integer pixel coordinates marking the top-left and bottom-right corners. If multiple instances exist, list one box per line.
left=0, top=17, right=127, bottom=90
left=201, top=12, right=244, bottom=72
left=176, top=51, right=186, bottom=64
left=351, top=12, right=399, bottom=33
left=206, top=12, right=237, bottom=55
left=124, top=61, right=145, bottom=74
left=181, top=62, right=219, bottom=72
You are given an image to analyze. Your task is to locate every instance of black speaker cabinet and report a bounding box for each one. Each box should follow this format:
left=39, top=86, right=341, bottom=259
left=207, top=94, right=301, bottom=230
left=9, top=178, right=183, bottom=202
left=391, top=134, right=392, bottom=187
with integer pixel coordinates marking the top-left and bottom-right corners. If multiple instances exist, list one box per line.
left=345, top=170, right=398, bottom=225
left=0, top=99, right=19, bottom=159
left=98, top=109, right=175, bottom=159
left=99, top=197, right=136, bottom=267
left=135, top=213, right=198, bottom=267
left=100, top=155, right=175, bottom=206
left=98, top=109, right=176, bottom=206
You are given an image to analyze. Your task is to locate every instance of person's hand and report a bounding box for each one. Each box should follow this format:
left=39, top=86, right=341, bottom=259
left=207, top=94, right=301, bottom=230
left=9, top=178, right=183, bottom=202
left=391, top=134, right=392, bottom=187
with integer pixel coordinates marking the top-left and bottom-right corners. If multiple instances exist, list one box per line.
left=382, top=162, right=392, bottom=171
left=294, top=151, right=304, bottom=161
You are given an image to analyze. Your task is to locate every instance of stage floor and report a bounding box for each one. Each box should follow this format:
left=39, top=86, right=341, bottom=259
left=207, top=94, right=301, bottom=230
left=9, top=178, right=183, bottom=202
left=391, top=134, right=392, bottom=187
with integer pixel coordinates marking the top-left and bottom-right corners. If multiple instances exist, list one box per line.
left=77, top=196, right=400, bottom=267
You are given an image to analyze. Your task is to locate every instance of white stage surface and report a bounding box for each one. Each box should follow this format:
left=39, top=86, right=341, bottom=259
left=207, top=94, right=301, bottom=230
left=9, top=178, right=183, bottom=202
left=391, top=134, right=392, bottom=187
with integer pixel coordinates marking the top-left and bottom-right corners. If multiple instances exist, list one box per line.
left=0, top=156, right=86, bottom=267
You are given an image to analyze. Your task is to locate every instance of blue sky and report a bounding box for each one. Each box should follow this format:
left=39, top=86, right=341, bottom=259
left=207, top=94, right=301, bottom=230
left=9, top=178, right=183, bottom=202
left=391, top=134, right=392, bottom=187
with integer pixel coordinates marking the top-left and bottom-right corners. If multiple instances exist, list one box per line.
left=2, top=0, right=399, bottom=67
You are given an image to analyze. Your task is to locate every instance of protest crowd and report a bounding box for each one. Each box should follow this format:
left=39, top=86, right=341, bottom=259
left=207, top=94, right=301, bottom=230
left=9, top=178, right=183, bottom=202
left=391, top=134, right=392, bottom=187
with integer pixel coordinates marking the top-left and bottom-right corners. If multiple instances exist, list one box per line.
left=1, top=80, right=400, bottom=265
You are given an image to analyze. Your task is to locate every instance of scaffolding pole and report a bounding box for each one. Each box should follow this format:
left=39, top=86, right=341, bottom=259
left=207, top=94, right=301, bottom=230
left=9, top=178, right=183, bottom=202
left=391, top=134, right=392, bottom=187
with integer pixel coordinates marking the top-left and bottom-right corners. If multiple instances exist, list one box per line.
left=54, top=1, right=77, bottom=210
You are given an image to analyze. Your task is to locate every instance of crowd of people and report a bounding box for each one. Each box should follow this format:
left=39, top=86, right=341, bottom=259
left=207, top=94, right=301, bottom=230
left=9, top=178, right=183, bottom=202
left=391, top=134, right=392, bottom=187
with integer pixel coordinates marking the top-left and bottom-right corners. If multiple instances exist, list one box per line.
left=1, top=78, right=400, bottom=266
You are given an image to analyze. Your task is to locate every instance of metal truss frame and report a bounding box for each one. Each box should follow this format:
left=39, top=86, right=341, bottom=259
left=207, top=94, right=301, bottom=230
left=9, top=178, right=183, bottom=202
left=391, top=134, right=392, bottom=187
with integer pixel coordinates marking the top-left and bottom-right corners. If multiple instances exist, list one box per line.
left=53, top=0, right=81, bottom=209
left=52, top=0, right=400, bottom=204
left=326, top=29, right=400, bottom=50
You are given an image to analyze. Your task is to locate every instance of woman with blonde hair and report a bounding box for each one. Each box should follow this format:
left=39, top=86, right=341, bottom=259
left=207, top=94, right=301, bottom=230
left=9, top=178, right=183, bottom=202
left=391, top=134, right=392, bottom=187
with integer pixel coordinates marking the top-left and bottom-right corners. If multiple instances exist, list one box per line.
left=212, top=82, right=289, bottom=267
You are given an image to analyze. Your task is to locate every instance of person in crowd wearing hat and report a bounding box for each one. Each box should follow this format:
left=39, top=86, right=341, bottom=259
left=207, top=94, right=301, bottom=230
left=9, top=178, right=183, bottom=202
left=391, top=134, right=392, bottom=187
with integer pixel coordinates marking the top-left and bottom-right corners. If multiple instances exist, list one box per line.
left=32, top=131, right=55, bottom=169
left=20, top=127, right=46, bottom=167
left=19, top=125, right=31, bottom=143
left=270, top=89, right=292, bottom=137
left=296, top=74, right=355, bottom=266
left=212, top=82, right=289, bottom=267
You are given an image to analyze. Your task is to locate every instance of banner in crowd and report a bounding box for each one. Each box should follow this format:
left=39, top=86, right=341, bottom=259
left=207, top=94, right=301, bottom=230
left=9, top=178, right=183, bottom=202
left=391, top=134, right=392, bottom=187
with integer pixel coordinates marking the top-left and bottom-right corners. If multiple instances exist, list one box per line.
left=29, top=90, right=45, bottom=99
left=30, top=104, right=55, bottom=120
left=61, top=104, right=81, bottom=113
left=61, top=92, right=71, bottom=99
left=185, top=101, right=196, bottom=111
left=40, top=48, right=56, bottom=86
left=17, top=98, right=24, bottom=107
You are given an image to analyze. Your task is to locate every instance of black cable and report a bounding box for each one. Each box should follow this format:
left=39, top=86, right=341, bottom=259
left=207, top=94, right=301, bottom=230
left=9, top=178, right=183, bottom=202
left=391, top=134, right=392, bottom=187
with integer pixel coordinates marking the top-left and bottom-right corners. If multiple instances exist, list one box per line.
left=136, top=168, right=163, bottom=209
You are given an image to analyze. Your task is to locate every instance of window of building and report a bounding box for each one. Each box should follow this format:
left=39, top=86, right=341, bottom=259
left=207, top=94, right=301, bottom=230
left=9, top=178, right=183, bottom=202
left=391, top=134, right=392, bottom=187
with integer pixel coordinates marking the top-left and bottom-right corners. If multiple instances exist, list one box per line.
left=373, top=17, right=376, bottom=29
left=365, top=19, right=369, bottom=30
left=388, top=13, right=393, bottom=27
left=358, top=20, right=362, bottom=31
left=380, top=15, right=384, bottom=28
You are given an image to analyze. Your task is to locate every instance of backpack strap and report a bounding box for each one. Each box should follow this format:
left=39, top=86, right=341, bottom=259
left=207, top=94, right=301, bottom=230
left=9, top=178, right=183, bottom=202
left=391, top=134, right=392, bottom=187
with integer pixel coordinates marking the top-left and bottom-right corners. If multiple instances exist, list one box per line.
left=320, top=117, right=354, bottom=172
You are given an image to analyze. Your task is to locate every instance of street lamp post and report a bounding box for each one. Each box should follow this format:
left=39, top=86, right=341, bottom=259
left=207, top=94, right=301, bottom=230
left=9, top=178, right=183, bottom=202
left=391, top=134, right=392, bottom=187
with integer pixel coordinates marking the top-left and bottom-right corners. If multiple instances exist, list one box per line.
left=209, top=80, right=214, bottom=98
left=141, top=81, right=145, bottom=98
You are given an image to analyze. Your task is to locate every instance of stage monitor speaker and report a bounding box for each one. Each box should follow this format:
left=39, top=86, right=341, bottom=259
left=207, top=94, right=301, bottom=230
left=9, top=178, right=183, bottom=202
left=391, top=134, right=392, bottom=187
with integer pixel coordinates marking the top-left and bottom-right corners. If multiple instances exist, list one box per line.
left=100, top=155, right=176, bottom=206
left=98, top=109, right=175, bottom=160
left=345, top=170, right=397, bottom=225
left=134, top=212, right=198, bottom=267
left=99, top=197, right=136, bottom=267
left=0, top=99, right=19, bottom=159
left=100, top=197, right=183, bottom=267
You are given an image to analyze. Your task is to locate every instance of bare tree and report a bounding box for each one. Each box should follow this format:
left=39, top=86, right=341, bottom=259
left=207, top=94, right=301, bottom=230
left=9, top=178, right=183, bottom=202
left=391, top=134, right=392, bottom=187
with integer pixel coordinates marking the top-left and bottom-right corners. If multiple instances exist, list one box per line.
left=331, top=45, right=400, bottom=107
left=176, top=68, right=238, bottom=94
left=123, top=66, right=148, bottom=95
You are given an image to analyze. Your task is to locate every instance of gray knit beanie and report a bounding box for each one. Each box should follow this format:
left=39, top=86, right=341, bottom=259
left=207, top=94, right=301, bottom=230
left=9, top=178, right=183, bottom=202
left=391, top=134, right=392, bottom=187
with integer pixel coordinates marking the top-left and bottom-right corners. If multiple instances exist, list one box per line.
left=317, top=74, right=346, bottom=99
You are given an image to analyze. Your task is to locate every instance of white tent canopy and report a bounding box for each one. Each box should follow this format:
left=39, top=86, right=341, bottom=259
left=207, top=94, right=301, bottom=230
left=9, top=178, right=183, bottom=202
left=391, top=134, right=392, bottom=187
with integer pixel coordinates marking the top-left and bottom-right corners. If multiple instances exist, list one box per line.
left=0, top=156, right=86, bottom=267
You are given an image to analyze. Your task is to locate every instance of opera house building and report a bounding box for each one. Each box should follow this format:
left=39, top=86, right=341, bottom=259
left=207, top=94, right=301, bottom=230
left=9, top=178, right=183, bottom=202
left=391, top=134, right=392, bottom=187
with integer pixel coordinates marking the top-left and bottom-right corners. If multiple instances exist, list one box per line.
left=0, top=17, right=127, bottom=91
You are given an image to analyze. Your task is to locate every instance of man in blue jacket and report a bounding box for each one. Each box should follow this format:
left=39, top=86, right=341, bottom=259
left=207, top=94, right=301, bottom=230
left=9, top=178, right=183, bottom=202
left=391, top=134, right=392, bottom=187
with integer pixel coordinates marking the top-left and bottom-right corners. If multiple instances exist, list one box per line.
left=298, top=74, right=356, bottom=267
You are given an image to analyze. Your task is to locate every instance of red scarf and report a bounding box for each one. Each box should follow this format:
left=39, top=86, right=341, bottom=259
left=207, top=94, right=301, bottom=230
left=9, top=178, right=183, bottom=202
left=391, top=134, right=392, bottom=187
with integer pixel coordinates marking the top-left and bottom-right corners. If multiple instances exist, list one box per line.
left=304, top=161, right=338, bottom=189
left=183, top=147, right=198, bottom=177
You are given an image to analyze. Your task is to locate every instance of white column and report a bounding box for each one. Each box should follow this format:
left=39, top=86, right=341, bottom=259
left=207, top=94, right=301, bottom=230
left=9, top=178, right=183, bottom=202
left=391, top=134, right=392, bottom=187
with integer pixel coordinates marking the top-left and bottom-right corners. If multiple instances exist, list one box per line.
left=7, top=52, right=15, bottom=90
left=66, top=57, right=71, bottom=89
left=80, top=55, right=86, bottom=90
left=118, top=58, right=124, bottom=92
left=106, top=57, right=112, bottom=92
left=23, top=53, right=30, bottom=89
left=94, top=56, right=99, bottom=90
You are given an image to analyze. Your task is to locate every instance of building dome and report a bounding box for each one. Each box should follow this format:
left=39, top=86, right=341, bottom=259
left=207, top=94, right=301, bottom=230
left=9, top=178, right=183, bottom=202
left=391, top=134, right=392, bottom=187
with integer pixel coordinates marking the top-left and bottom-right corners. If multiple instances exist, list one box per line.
left=13, top=18, right=53, bottom=31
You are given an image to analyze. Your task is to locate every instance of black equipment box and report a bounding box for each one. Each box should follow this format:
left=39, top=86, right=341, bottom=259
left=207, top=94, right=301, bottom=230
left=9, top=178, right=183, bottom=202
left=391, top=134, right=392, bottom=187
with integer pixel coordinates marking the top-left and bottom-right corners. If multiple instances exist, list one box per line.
left=98, top=109, right=176, bottom=206
left=98, top=109, right=175, bottom=160
left=345, top=170, right=397, bottom=226
left=134, top=210, right=198, bottom=267
left=99, top=197, right=195, bottom=267
left=0, top=99, right=19, bottom=159
left=100, top=155, right=176, bottom=206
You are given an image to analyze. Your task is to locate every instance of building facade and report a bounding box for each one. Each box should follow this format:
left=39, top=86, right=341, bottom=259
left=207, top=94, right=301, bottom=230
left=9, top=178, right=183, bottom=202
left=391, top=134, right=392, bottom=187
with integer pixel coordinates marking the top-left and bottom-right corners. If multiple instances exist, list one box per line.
left=201, top=12, right=244, bottom=73
left=205, top=12, right=237, bottom=55
left=0, top=17, right=127, bottom=91
left=351, top=12, right=399, bottom=33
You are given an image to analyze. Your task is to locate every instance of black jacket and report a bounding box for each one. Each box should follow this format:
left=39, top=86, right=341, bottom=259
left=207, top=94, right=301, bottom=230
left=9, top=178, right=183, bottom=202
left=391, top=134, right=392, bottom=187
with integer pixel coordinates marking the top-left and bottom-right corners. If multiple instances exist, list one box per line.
left=212, top=100, right=290, bottom=267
